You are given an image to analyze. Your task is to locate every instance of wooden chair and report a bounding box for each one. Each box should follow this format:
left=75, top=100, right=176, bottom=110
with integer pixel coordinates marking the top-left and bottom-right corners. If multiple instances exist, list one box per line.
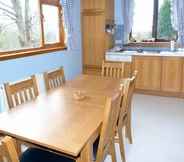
left=1, top=136, right=19, bottom=162
left=1, top=93, right=122, bottom=162
left=115, top=71, right=138, bottom=162
left=125, top=70, right=138, bottom=144
left=4, top=75, right=39, bottom=109
left=0, top=142, right=4, bottom=162
left=44, top=67, right=65, bottom=92
left=95, top=92, right=122, bottom=162
left=3, top=75, right=39, bottom=155
left=101, top=60, right=125, bottom=79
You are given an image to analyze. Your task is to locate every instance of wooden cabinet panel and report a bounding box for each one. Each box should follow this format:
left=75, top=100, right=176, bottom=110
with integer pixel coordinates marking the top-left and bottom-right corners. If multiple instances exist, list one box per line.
left=105, top=0, right=114, bottom=50
left=133, top=56, right=162, bottom=91
left=182, top=59, right=184, bottom=93
left=81, top=0, right=114, bottom=68
left=105, top=0, right=114, bottom=20
left=81, top=0, right=105, bottom=10
left=161, top=57, right=183, bottom=93
left=82, top=14, right=105, bottom=67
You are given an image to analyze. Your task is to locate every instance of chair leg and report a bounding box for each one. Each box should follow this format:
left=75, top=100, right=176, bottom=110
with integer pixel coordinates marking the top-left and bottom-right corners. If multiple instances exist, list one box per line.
left=15, top=140, right=22, bottom=156
left=118, top=128, right=126, bottom=162
left=109, top=140, right=117, bottom=162
left=0, top=155, right=3, bottom=162
left=125, top=103, right=133, bottom=144
left=126, top=114, right=133, bottom=144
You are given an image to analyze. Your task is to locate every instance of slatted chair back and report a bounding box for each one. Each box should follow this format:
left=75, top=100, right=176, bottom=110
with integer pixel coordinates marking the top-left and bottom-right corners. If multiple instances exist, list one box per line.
left=119, top=71, right=138, bottom=118
left=101, top=61, right=125, bottom=79
left=1, top=136, right=19, bottom=162
left=4, top=76, right=39, bottom=109
left=118, top=79, right=131, bottom=127
left=96, top=92, right=122, bottom=162
left=44, top=67, right=65, bottom=92
left=127, top=70, right=138, bottom=110
left=117, top=71, right=138, bottom=150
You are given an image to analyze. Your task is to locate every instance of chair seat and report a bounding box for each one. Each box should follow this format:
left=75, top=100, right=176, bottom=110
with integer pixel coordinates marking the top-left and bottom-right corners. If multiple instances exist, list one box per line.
left=20, top=148, right=75, bottom=162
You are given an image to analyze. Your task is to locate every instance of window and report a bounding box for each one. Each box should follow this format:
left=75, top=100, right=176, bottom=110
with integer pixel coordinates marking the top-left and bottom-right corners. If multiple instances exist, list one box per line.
left=132, top=0, right=177, bottom=42
left=0, top=0, right=65, bottom=59
left=42, top=4, right=60, bottom=44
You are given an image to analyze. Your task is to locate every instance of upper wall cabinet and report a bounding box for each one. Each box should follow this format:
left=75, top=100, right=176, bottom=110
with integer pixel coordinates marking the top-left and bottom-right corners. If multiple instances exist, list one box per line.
left=105, top=0, right=115, bottom=50
left=81, top=0, right=105, bottom=10
left=81, top=0, right=114, bottom=68
left=82, top=14, right=105, bottom=67
left=182, top=59, right=184, bottom=95
left=105, top=0, right=114, bottom=20
left=133, top=56, right=162, bottom=91
left=161, top=57, right=183, bottom=93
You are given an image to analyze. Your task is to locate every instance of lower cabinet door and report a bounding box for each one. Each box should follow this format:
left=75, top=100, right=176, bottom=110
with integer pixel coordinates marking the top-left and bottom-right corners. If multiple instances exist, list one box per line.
left=161, top=57, right=183, bottom=93
left=133, top=56, right=162, bottom=91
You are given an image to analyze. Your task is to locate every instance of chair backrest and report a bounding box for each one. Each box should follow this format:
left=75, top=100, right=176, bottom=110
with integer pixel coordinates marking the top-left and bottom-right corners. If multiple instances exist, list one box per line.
left=118, top=79, right=131, bottom=125
left=101, top=61, right=125, bottom=79
left=118, top=71, right=138, bottom=126
left=4, top=75, right=39, bottom=109
left=44, top=67, right=65, bottom=92
left=1, top=136, right=19, bottom=162
left=127, top=70, right=138, bottom=111
left=96, top=92, right=122, bottom=162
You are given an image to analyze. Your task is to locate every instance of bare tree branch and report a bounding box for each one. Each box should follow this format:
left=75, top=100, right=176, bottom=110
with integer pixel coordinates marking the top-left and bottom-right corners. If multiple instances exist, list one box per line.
left=10, top=0, right=26, bottom=46
left=0, top=0, right=34, bottom=47
left=2, top=12, right=16, bottom=21
left=0, top=1, right=13, bottom=10
left=0, top=22, right=16, bottom=33
left=0, top=7, right=16, bottom=17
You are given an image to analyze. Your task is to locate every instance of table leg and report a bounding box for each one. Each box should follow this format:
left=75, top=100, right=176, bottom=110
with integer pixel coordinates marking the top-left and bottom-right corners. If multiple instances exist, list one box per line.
left=77, top=126, right=101, bottom=162
left=76, top=141, right=93, bottom=162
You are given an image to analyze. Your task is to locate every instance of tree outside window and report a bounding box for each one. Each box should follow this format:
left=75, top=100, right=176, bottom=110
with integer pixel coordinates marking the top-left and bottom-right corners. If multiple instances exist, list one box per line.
left=0, top=0, right=65, bottom=54
left=157, top=0, right=177, bottom=40
left=132, top=0, right=177, bottom=42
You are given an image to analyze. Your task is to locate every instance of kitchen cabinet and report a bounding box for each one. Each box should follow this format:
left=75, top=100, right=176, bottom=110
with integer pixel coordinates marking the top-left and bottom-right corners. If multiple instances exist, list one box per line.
left=133, top=56, right=162, bottom=91
left=81, top=0, right=114, bottom=69
left=82, top=14, right=105, bottom=67
left=105, top=52, right=184, bottom=97
left=81, top=0, right=105, bottom=10
left=161, top=57, right=183, bottom=93
left=181, top=59, right=184, bottom=95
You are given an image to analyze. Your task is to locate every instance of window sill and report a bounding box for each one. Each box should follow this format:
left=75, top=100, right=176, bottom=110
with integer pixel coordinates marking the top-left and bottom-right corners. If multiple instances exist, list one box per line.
left=0, top=46, right=67, bottom=61
left=124, top=42, right=171, bottom=48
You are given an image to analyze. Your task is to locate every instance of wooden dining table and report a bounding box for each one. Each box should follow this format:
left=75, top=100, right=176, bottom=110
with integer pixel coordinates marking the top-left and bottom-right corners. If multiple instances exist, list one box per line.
left=0, top=74, right=123, bottom=162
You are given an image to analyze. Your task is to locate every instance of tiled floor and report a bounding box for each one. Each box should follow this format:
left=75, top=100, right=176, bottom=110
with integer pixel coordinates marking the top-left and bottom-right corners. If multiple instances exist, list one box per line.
left=106, top=94, right=184, bottom=162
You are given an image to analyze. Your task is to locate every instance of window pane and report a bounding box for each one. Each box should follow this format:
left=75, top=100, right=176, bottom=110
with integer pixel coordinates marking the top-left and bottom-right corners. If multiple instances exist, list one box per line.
left=0, top=0, right=41, bottom=52
left=157, top=0, right=176, bottom=40
left=42, top=5, right=60, bottom=44
left=132, top=0, right=154, bottom=41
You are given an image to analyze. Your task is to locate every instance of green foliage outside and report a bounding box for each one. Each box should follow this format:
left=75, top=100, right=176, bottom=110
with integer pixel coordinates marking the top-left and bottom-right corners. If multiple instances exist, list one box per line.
left=158, top=0, right=177, bottom=39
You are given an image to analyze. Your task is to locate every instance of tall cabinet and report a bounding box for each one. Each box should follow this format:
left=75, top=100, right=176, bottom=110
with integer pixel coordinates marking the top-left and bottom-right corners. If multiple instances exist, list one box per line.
left=81, top=0, right=114, bottom=69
